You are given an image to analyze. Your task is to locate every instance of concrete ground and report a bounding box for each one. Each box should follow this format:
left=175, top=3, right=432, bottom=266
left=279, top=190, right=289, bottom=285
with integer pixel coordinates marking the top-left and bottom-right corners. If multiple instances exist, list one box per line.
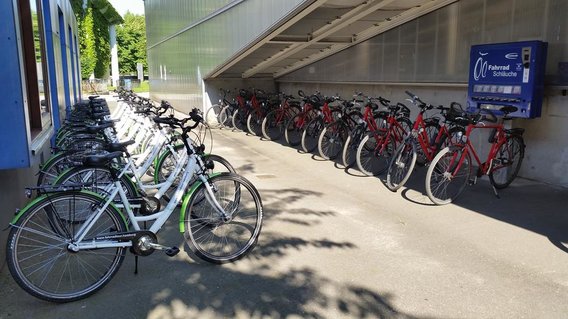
left=1, top=117, right=568, bottom=318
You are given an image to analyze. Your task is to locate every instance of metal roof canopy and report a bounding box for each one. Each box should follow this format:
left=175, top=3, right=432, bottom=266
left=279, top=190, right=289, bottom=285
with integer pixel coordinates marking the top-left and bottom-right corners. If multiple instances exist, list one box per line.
left=207, top=0, right=458, bottom=79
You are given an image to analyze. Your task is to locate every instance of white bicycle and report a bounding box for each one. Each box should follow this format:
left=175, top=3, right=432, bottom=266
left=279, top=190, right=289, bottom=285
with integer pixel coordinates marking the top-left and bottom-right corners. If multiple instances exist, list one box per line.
left=6, top=110, right=263, bottom=303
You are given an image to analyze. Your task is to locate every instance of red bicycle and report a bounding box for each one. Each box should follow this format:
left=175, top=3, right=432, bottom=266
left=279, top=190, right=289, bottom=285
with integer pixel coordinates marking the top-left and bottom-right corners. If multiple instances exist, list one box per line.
left=355, top=101, right=412, bottom=176
left=231, top=89, right=254, bottom=132
left=284, top=91, right=320, bottom=146
left=261, top=93, right=300, bottom=140
left=425, top=106, right=525, bottom=205
left=301, top=95, right=341, bottom=153
left=341, top=94, right=390, bottom=168
left=386, top=91, right=466, bottom=191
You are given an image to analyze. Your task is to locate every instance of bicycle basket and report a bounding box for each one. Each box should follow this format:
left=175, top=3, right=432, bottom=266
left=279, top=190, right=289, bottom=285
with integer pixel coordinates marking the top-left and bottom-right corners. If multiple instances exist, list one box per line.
left=445, top=102, right=467, bottom=123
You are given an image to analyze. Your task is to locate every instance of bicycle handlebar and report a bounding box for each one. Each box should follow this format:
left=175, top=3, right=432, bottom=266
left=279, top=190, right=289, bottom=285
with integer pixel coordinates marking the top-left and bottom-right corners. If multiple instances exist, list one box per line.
left=405, top=90, right=425, bottom=106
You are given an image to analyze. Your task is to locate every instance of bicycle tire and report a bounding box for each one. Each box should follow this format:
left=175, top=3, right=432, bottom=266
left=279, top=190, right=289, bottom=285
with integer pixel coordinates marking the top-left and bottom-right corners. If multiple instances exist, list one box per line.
left=301, top=116, right=324, bottom=153
left=246, top=112, right=263, bottom=136
left=284, top=112, right=304, bottom=146
left=425, top=146, right=471, bottom=205
left=386, top=139, right=417, bottom=191
left=261, top=109, right=282, bottom=140
left=355, top=133, right=395, bottom=176
left=318, top=121, right=347, bottom=160
left=6, top=191, right=128, bottom=302
left=489, top=135, right=525, bottom=189
left=341, top=125, right=366, bottom=168
left=232, top=109, right=247, bottom=132
left=219, top=105, right=236, bottom=128
left=183, top=173, right=262, bottom=264
left=205, top=104, right=223, bottom=127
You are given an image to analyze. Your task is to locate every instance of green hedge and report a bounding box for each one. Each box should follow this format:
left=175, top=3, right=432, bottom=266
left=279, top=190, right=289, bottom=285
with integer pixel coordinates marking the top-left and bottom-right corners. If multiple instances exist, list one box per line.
left=71, top=0, right=123, bottom=80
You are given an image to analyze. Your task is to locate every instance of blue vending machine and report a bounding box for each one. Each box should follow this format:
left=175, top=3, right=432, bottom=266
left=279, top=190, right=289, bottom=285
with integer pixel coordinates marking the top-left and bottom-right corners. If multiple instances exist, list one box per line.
left=467, top=41, right=548, bottom=118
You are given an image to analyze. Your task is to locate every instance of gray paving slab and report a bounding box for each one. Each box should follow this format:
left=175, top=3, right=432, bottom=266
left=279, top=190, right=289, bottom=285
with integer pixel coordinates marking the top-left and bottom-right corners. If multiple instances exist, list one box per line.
left=1, top=111, right=568, bottom=319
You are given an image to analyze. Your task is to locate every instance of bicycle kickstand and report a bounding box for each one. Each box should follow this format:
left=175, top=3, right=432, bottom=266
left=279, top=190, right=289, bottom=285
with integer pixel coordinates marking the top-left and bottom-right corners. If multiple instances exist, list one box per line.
left=491, top=184, right=501, bottom=199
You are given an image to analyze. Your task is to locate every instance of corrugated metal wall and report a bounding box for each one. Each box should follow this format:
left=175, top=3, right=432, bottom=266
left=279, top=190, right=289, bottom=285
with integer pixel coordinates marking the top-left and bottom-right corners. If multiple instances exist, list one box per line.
left=145, top=0, right=310, bottom=112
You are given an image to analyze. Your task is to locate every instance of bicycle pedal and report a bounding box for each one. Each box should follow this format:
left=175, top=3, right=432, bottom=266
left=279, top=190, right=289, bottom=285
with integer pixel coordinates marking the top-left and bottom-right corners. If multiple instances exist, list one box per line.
left=165, top=246, right=180, bottom=257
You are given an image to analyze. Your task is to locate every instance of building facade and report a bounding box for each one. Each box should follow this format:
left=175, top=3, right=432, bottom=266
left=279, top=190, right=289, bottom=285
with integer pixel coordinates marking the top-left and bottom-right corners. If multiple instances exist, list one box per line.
left=0, top=0, right=81, bottom=268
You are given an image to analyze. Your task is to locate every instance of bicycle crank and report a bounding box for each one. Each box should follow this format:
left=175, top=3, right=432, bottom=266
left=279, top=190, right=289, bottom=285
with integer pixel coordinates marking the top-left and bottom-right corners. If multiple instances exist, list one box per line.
left=130, top=231, right=180, bottom=257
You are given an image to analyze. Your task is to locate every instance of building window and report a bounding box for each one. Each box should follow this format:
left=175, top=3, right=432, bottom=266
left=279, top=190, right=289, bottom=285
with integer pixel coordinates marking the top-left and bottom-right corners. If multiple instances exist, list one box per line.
left=18, top=0, right=52, bottom=140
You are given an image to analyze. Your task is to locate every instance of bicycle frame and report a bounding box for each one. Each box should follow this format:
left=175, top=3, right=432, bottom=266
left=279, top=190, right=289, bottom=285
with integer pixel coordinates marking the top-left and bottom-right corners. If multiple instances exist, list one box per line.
left=371, top=114, right=406, bottom=147
left=448, top=122, right=507, bottom=177
left=410, top=112, right=451, bottom=163
left=294, top=103, right=316, bottom=128
left=68, top=151, right=228, bottom=252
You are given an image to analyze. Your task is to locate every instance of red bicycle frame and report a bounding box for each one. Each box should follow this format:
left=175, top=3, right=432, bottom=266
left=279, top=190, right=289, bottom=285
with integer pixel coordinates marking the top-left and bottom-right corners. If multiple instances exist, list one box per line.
left=449, top=121, right=508, bottom=177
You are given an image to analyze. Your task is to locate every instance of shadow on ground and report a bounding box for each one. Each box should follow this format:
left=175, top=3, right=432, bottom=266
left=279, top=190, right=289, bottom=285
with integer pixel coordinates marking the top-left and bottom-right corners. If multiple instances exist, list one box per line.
left=383, top=165, right=568, bottom=254
left=0, top=182, right=437, bottom=319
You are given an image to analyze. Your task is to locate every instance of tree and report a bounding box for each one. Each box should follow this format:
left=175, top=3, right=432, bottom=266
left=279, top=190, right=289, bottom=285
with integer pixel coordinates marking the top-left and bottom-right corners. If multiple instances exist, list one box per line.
left=116, top=12, right=147, bottom=75
left=71, top=0, right=122, bottom=79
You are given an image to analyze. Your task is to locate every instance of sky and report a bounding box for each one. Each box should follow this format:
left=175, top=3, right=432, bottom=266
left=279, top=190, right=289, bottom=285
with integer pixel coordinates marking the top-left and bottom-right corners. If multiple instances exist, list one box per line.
left=108, top=0, right=145, bottom=17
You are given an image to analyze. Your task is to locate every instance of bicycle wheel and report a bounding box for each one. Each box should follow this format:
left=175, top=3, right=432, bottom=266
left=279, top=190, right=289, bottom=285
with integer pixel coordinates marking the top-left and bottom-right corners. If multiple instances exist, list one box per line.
left=218, top=105, right=232, bottom=128
left=341, top=125, right=367, bottom=168
left=233, top=109, right=249, bottom=132
left=284, top=113, right=304, bottom=146
left=489, top=135, right=525, bottom=189
left=205, top=104, right=223, bottom=127
left=261, top=109, right=284, bottom=141
left=425, top=146, right=471, bottom=205
left=156, top=149, right=236, bottom=202
left=183, top=173, right=262, bottom=264
left=386, top=139, right=417, bottom=191
left=246, top=112, right=263, bottom=136
left=318, top=121, right=347, bottom=160
left=355, top=133, right=395, bottom=176
left=301, top=117, right=324, bottom=153
left=6, top=191, right=128, bottom=302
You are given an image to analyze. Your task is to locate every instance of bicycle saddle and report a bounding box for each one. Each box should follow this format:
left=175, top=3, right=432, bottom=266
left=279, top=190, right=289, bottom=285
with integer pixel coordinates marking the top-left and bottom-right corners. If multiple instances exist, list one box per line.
left=82, top=151, right=124, bottom=167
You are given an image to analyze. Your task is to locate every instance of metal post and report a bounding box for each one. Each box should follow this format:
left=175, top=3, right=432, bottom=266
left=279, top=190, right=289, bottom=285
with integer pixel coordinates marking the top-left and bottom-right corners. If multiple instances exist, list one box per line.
left=110, top=24, right=119, bottom=87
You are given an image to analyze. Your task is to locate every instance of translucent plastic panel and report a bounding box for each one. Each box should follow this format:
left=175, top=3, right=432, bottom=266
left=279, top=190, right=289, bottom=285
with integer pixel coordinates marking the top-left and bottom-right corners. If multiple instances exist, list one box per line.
left=146, top=0, right=308, bottom=111
left=280, top=0, right=568, bottom=85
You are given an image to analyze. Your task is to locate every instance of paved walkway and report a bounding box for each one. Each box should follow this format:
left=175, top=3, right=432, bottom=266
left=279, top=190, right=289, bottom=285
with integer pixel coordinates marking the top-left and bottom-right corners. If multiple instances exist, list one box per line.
left=1, top=119, right=568, bottom=318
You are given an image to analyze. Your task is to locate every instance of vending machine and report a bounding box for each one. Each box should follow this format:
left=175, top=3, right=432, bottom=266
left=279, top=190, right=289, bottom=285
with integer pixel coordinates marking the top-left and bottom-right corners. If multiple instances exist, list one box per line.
left=467, top=41, right=548, bottom=118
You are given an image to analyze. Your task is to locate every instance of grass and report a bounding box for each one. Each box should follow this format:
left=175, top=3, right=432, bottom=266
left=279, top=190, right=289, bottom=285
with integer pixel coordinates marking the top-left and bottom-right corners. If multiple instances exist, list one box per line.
left=132, top=81, right=149, bottom=93
left=103, top=81, right=150, bottom=94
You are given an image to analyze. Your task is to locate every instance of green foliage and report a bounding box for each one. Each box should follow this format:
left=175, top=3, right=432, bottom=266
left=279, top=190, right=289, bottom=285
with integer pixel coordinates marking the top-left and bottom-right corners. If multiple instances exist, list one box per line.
left=116, top=13, right=147, bottom=75
left=92, top=8, right=110, bottom=78
left=72, top=0, right=123, bottom=79
left=78, top=7, right=96, bottom=78
left=132, top=81, right=149, bottom=93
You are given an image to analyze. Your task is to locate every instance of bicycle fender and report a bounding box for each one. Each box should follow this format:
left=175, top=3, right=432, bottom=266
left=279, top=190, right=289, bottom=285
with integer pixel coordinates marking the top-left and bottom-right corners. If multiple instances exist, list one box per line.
left=10, top=190, right=128, bottom=230
left=10, top=195, right=47, bottom=224
left=40, top=152, right=64, bottom=170
left=178, top=172, right=222, bottom=233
